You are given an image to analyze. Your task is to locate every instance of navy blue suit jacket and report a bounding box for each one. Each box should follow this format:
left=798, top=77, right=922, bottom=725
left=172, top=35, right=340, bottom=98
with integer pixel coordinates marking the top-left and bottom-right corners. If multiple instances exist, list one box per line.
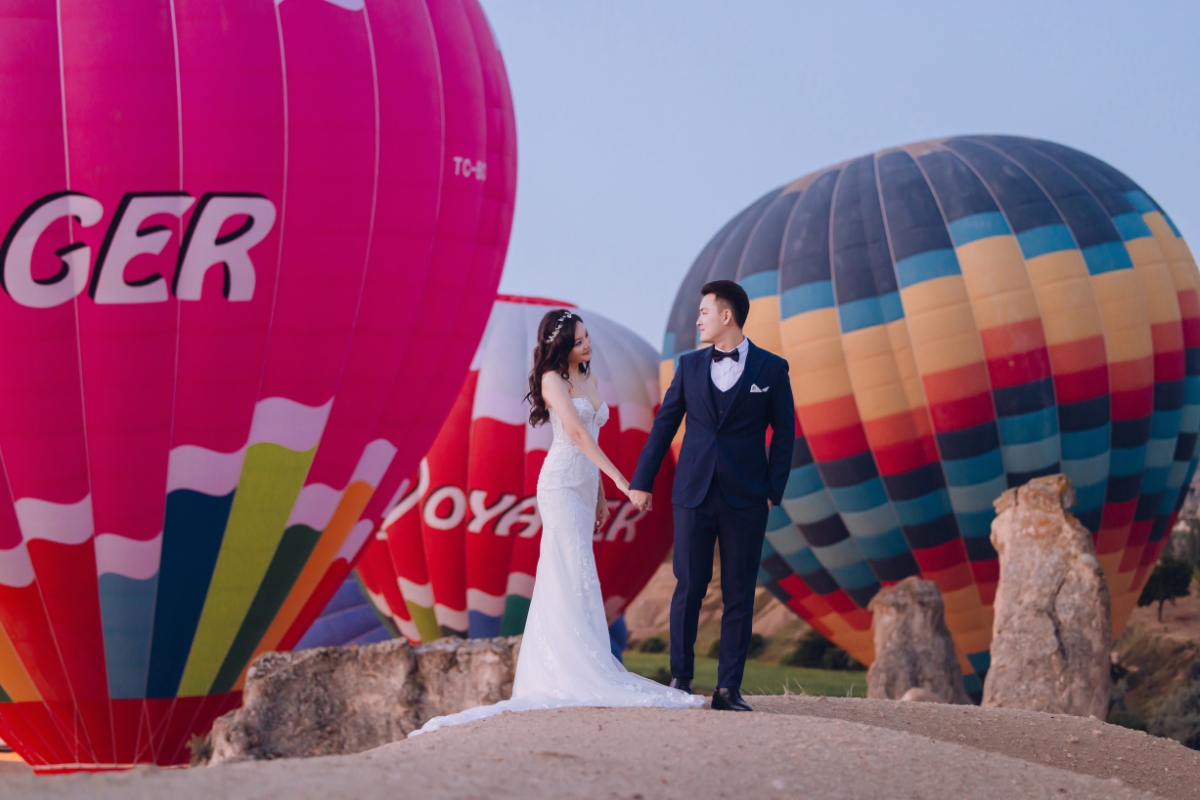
left=631, top=340, right=796, bottom=509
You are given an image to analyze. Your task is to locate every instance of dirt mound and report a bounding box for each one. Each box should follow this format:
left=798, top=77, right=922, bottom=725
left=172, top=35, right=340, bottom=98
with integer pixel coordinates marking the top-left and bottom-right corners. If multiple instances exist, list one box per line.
left=755, top=695, right=1200, bottom=799
left=5, top=698, right=1199, bottom=798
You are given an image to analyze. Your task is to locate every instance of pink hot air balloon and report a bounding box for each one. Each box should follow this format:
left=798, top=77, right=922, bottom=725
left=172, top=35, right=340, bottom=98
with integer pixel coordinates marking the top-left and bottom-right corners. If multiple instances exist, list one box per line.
left=0, top=0, right=515, bottom=771
left=368, top=296, right=676, bottom=644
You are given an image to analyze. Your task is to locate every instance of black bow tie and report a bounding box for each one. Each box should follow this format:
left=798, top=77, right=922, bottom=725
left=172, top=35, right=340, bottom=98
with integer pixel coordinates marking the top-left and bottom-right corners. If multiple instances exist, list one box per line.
left=712, top=347, right=740, bottom=363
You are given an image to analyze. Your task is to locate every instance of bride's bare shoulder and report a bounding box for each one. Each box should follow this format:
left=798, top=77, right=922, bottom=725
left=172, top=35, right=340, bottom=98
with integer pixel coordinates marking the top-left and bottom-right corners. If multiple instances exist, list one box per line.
left=541, top=370, right=567, bottom=390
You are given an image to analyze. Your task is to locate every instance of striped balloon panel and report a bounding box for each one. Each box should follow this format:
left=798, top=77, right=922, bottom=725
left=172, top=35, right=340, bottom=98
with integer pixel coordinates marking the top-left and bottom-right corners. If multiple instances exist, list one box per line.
left=1132, top=204, right=1200, bottom=589
left=372, top=297, right=675, bottom=645
left=915, top=147, right=1063, bottom=575
left=937, top=144, right=1115, bottom=616
left=761, top=503, right=875, bottom=664
left=867, top=150, right=997, bottom=665
left=943, top=136, right=1192, bottom=635
left=355, top=536, right=416, bottom=642
left=758, top=537, right=873, bottom=659
left=950, top=138, right=1156, bottom=583
left=773, top=174, right=894, bottom=633
left=1025, top=144, right=1200, bottom=625
left=664, top=135, right=1196, bottom=688
left=1009, top=138, right=1187, bottom=626
left=779, top=429, right=878, bottom=637
left=822, top=155, right=989, bottom=680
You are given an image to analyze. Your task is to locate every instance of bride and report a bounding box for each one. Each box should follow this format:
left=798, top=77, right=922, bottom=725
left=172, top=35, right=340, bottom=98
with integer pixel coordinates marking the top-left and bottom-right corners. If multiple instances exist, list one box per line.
left=411, top=309, right=704, bottom=736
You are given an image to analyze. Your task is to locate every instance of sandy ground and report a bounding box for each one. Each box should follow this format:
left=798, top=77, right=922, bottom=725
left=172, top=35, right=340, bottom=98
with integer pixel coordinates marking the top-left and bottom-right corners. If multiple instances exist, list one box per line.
left=4, top=696, right=1199, bottom=799
left=756, top=696, right=1200, bottom=798
left=0, top=754, right=26, bottom=777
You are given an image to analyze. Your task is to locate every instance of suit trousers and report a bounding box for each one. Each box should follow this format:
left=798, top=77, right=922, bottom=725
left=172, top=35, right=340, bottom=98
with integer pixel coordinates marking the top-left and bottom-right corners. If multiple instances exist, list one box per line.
left=670, top=477, right=769, bottom=689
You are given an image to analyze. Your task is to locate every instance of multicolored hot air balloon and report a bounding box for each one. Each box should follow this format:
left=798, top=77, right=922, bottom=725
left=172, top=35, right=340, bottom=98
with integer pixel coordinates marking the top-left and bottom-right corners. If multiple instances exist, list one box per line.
left=0, top=0, right=515, bottom=770
left=371, top=296, right=676, bottom=644
left=663, top=136, right=1198, bottom=699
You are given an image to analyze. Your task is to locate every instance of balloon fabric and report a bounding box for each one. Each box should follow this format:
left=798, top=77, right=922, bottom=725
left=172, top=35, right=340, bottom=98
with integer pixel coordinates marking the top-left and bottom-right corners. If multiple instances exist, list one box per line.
left=663, top=136, right=1199, bottom=700
left=0, top=0, right=515, bottom=770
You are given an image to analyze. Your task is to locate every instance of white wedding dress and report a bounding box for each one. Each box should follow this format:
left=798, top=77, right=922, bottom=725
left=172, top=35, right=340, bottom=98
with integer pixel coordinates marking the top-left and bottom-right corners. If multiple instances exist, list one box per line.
left=410, top=397, right=703, bottom=736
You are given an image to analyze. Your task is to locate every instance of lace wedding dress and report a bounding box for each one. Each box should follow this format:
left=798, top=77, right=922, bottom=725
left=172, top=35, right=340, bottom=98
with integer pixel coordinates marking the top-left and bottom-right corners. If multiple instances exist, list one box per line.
left=410, top=397, right=703, bottom=736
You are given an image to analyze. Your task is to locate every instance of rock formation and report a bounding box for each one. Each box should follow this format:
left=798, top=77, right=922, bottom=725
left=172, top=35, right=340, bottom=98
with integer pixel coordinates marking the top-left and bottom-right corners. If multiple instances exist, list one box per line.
left=982, top=474, right=1111, bottom=717
left=866, top=577, right=970, bottom=704
left=207, top=636, right=521, bottom=765
left=414, top=635, right=523, bottom=718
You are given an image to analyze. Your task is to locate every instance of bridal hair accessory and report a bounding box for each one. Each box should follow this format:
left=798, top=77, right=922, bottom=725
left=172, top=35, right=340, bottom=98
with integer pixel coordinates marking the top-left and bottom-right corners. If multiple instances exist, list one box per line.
left=546, top=311, right=575, bottom=342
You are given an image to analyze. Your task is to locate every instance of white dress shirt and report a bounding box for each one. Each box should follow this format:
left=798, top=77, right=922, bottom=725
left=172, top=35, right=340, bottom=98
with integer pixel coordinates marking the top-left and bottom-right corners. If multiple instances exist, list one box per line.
left=710, top=337, right=749, bottom=392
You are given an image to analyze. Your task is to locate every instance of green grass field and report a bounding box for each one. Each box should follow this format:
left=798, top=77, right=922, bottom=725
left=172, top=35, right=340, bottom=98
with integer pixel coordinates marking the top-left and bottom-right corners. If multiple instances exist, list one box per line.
left=623, top=652, right=866, bottom=697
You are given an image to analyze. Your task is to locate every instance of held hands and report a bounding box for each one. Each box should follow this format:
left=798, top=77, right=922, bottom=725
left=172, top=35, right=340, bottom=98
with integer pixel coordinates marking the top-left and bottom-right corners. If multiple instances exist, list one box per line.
left=597, top=475, right=632, bottom=530
left=625, top=489, right=764, bottom=513
left=614, top=474, right=653, bottom=513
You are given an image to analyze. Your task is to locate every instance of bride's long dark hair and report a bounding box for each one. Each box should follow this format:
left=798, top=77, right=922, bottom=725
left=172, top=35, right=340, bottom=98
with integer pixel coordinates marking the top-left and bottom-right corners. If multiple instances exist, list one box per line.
left=526, top=308, right=589, bottom=427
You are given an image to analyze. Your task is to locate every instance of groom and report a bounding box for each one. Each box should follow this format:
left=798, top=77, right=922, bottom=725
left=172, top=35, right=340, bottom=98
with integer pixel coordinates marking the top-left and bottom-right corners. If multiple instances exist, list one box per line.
left=630, top=280, right=795, bottom=712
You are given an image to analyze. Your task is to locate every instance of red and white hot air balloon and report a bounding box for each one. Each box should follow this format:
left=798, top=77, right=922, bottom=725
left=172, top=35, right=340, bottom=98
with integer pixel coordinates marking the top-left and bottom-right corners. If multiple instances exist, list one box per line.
left=0, top=0, right=515, bottom=770
left=366, top=296, right=676, bottom=643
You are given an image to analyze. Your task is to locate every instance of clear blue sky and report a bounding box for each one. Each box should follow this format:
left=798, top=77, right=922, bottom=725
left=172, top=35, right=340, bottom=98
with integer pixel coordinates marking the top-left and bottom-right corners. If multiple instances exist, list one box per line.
left=482, top=0, right=1199, bottom=350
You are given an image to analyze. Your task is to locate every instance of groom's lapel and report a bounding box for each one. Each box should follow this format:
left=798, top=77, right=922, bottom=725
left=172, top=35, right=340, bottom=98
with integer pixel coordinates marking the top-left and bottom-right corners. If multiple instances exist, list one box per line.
left=719, top=341, right=763, bottom=429
left=695, top=347, right=718, bottom=425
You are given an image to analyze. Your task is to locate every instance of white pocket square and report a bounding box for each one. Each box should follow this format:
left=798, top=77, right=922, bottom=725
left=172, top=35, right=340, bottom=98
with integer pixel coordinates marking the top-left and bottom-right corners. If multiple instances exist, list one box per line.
left=750, top=384, right=768, bottom=393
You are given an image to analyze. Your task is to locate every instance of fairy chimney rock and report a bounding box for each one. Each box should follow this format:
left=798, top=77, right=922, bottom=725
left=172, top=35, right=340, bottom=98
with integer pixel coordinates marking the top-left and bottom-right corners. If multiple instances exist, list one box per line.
left=866, top=577, right=970, bottom=704
left=207, top=635, right=521, bottom=765
left=982, top=474, right=1112, bottom=717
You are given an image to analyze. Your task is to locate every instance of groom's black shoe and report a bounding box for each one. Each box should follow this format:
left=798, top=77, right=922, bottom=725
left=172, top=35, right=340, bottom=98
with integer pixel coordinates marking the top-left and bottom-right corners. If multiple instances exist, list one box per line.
left=711, top=687, right=752, bottom=712
left=669, top=678, right=693, bottom=695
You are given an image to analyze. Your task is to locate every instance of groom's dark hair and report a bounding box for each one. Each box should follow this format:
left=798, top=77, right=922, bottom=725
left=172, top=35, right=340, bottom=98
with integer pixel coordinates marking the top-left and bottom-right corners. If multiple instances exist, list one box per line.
left=701, top=279, right=750, bottom=329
